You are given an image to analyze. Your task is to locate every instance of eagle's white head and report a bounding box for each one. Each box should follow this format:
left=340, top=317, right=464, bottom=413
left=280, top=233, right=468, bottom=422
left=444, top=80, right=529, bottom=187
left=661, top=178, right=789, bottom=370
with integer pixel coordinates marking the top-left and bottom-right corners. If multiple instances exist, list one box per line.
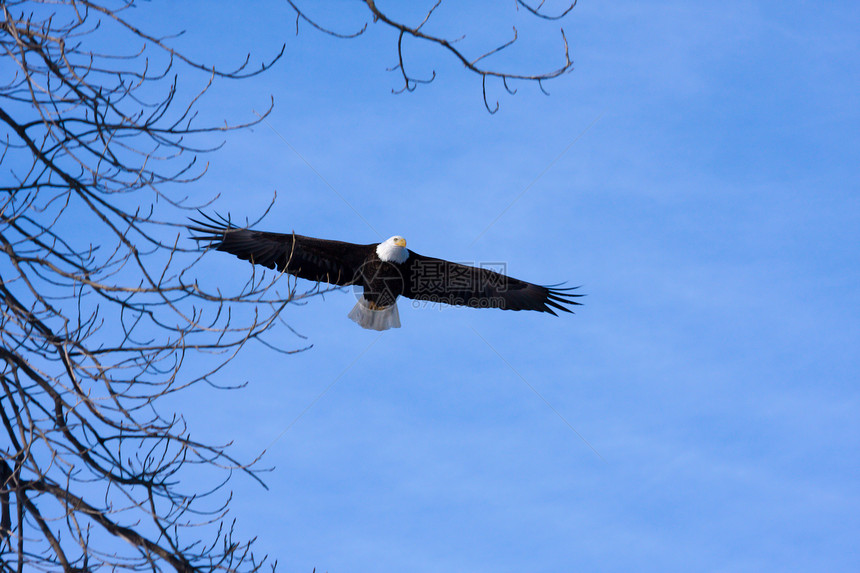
left=376, top=235, right=409, bottom=263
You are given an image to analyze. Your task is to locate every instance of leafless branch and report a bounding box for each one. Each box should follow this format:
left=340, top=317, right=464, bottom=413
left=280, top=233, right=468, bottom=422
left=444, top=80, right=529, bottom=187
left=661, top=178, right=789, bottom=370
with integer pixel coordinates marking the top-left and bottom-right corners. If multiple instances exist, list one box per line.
left=515, top=0, right=578, bottom=21
left=285, top=0, right=367, bottom=38
left=0, top=1, right=309, bottom=570
left=287, top=0, right=577, bottom=113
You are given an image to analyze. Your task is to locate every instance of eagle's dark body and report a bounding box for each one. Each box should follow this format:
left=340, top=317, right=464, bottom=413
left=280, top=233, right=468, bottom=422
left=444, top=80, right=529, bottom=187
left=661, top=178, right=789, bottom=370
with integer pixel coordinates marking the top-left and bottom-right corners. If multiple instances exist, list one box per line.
left=351, top=258, right=405, bottom=309
left=189, top=215, right=582, bottom=330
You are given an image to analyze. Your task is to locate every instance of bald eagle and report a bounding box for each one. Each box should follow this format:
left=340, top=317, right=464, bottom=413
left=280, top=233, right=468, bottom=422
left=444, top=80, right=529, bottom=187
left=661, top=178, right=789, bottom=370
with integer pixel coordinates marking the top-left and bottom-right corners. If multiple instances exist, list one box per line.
left=189, top=215, right=582, bottom=331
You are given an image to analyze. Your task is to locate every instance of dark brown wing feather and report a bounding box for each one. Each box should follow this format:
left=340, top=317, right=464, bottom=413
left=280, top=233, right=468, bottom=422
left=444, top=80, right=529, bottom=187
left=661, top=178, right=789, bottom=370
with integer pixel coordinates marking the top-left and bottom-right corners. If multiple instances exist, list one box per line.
left=400, top=252, right=583, bottom=315
left=188, top=214, right=374, bottom=286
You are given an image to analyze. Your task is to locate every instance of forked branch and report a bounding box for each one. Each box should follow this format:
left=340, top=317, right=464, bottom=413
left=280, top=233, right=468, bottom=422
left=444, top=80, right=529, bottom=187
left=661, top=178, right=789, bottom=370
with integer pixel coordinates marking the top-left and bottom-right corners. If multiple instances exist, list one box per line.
left=288, top=0, right=577, bottom=113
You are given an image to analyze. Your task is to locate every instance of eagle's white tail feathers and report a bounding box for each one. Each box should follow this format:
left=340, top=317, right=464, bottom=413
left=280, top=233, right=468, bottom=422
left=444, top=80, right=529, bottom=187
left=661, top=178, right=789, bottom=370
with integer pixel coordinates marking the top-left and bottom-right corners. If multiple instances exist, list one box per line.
left=348, top=297, right=401, bottom=331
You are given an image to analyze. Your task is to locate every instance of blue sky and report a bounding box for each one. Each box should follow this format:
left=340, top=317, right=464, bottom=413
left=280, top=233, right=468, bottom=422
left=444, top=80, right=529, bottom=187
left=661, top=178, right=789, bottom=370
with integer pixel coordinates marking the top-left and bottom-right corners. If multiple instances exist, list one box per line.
left=114, top=1, right=858, bottom=571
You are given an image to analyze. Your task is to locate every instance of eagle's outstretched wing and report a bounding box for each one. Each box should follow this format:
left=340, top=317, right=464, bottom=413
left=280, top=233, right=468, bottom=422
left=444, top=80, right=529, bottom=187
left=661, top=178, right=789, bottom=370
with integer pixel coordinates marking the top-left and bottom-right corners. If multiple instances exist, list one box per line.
left=188, top=214, right=374, bottom=287
left=401, top=252, right=583, bottom=315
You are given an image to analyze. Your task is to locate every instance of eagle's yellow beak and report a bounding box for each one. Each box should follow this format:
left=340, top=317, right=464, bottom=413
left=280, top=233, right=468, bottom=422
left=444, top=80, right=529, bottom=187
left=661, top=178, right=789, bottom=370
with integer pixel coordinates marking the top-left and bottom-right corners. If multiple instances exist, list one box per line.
left=395, top=237, right=407, bottom=247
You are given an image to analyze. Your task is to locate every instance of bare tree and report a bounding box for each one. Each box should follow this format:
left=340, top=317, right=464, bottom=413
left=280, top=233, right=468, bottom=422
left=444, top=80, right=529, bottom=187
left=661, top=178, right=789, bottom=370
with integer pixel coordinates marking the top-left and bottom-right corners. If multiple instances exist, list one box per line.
left=288, top=0, right=577, bottom=112
left=0, top=1, right=299, bottom=570
left=1, top=0, right=578, bottom=571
